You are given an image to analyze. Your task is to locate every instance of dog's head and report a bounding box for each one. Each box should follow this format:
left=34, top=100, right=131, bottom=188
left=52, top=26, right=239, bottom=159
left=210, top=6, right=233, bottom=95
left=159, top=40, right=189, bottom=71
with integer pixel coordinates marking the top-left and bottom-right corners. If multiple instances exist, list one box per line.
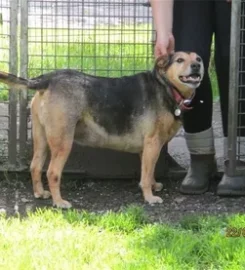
left=154, top=51, right=204, bottom=98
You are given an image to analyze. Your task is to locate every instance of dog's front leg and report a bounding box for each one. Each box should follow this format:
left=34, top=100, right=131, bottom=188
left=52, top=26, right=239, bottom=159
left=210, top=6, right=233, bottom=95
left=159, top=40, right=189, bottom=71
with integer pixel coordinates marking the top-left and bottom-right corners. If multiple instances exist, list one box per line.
left=140, top=134, right=163, bottom=204
left=139, top=153, right=163, bottom=193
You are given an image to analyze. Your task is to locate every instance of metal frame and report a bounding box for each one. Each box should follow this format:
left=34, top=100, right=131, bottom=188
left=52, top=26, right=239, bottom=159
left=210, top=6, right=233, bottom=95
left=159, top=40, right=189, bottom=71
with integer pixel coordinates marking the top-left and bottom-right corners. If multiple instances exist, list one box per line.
left=8, top=0, right=18, bottom=168
left=225, top=0, right=245, bottom=176
left=19, top=0, right=29, bottom=167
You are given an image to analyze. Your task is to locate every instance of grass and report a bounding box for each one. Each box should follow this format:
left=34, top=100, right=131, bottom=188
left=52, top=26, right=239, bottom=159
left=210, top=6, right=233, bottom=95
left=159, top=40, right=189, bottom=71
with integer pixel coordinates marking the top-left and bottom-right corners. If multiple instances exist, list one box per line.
left=0, top=206, right=245, bottom=270
left=0, top=26, right=219, bottom=101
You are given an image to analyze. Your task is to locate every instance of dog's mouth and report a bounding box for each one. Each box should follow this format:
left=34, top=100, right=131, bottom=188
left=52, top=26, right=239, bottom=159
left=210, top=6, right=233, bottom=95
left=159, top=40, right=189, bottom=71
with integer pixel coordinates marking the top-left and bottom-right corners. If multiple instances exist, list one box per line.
left=179, top=73, right=201, bottom=85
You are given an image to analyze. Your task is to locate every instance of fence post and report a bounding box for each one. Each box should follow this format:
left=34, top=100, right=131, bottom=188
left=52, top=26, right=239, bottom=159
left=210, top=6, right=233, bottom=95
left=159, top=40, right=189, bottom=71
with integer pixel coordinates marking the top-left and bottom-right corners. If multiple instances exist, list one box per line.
left=8, top=0, right=18, bottom=168
left=19, top=0, right=28, bottom=168
left=226, top=0, right=242, bottom=175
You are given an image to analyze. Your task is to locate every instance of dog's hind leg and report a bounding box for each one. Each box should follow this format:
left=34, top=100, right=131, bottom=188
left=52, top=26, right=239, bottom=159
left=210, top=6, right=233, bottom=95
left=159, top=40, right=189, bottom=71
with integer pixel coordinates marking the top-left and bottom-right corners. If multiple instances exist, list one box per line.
left=140, top=133, right=164, bottom=204
left=30, top=111, right=50, bottom=199
left=46, top=127, right=75, bottom=209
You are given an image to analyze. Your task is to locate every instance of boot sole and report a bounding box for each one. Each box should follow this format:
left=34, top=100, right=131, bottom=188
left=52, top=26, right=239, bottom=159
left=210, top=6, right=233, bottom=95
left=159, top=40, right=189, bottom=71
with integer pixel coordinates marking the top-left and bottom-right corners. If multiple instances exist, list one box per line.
left=179, top=171, right=217, bottom=195
left=217, top=190, right=245, bottom=196
left=179, top=185, right=208, bottom=195
left=216, top=174, right=245, bottom=196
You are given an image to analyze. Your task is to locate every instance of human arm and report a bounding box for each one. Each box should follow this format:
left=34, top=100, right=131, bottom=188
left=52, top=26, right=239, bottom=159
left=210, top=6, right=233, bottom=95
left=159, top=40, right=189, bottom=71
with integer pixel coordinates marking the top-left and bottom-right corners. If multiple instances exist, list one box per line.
left=150, top=0, right=175, bottom=58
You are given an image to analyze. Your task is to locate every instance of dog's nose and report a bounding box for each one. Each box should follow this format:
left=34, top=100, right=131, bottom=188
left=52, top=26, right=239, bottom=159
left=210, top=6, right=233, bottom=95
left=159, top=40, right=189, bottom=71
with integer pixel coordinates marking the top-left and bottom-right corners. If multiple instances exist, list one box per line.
left=191, top=63, right=201, bottom=71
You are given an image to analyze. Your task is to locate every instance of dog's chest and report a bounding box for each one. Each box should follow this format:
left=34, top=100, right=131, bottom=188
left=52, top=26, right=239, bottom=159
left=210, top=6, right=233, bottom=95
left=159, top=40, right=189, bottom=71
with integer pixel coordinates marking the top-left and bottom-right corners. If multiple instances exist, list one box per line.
left=157, top=112, right=182, bottom=142
left=166, top=120, right=182, bottom=142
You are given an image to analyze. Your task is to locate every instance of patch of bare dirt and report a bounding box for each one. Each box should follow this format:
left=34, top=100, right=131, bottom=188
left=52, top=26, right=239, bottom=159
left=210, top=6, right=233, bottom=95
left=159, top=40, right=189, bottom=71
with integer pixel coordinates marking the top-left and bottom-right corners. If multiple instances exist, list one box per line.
left=0, top=175, right=244, bottom=223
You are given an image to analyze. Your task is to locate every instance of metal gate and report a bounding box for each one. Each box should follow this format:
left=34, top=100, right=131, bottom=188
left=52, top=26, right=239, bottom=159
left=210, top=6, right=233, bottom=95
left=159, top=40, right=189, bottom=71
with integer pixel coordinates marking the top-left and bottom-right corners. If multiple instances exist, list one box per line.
left=0, top=0, right=170, bottom=177
left=2, top=0, right=242, bottom=178
left=224, top=0, right=245, bottom=178
left=0, top=0, right=18, bottom=170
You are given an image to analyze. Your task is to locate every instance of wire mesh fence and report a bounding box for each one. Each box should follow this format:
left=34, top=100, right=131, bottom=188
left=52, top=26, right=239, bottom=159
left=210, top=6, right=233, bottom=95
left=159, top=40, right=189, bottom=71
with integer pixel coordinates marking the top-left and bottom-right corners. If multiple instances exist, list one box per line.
left=0, top=0, right=158, bottom=174
left=27, top=0, right=154, bottom=77
left=0, top=0, right=243, bottom=176
left=225, top=0, right=245, bottom=176
left=0, top=0, right=10, bottom=166
left=24, top=0, right=157, bottom=175
left=237, top=0, right=245, bottom=164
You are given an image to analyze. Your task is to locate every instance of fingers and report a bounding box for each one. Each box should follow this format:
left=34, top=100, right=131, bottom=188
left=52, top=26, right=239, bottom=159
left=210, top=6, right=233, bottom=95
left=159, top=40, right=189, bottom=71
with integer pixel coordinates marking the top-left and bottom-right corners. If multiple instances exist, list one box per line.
left=154, top=34, right=175, bottom=59
left=154, top=46, right=167, bottom=58
left=167, top=34, right=175, bottom=54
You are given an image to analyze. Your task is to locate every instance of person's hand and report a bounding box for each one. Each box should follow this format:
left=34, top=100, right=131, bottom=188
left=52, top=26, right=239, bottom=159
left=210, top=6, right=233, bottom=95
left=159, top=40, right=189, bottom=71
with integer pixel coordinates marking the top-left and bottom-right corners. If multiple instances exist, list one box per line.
left=154, top=33, right=175, bottom=59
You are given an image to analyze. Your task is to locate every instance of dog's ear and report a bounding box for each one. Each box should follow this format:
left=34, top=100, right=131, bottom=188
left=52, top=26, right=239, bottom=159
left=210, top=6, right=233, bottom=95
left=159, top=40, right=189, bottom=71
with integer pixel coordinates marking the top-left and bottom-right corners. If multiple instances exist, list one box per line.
left=155, top=53, right=174, bottom=71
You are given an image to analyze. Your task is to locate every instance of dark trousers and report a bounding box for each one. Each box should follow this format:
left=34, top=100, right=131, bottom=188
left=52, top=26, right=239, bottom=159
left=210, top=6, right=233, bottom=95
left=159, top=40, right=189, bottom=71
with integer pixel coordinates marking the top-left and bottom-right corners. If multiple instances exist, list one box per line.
left=173, top=0, right=231, bottom=136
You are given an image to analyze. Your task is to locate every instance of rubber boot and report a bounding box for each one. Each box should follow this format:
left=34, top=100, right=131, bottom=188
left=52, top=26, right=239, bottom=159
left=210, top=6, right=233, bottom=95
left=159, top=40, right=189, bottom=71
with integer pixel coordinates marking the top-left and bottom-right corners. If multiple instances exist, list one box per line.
left=217, top=137, right=245, bottom=196
left=180, top=128, right=217, bottom=194
left=180, top=154, right=217, bottom=194
left=217, top=174, right=245, bottom=196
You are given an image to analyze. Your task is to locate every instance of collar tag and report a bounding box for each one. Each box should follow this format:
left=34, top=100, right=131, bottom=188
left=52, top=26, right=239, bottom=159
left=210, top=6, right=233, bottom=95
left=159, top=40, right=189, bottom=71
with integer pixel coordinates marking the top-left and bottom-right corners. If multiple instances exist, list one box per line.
left=174, top=108, right=181, bottom=117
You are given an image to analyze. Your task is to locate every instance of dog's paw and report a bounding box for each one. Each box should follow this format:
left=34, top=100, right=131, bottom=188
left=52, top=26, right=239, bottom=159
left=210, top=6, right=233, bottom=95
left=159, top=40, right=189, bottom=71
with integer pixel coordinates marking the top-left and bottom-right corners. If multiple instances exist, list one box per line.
left=34, top=190, right=51, bottom=199
left=153, top=182, right=163, bottom=192
left=43, top=190, right=51, bottom=199
left=53, top=200, right=72, bottom=209
left=145, top=196, right=163, bottom=205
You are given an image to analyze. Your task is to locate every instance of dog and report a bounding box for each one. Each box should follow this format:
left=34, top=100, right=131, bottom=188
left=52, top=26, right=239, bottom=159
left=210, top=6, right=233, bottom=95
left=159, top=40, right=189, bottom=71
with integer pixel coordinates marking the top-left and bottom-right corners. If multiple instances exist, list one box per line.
left=0, top=52, right=204, bottom=208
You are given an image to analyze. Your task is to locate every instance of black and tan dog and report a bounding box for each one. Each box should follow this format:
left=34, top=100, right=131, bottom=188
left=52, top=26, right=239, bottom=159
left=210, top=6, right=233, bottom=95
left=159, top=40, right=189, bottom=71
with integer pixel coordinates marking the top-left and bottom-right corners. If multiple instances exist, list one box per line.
left=0, top=52, right=204, bottom=208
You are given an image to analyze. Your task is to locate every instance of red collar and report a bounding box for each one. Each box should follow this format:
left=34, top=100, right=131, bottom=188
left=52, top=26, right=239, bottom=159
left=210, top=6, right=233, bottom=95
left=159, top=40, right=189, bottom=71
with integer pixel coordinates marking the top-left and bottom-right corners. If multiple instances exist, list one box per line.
left=172, top=87, right=195, bottom=111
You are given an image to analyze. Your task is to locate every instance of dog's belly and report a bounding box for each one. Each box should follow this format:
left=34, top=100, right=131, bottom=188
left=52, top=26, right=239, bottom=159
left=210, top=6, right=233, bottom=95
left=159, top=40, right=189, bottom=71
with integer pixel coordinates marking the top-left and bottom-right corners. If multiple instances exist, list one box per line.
left=74, top=118, right=151, bottom=153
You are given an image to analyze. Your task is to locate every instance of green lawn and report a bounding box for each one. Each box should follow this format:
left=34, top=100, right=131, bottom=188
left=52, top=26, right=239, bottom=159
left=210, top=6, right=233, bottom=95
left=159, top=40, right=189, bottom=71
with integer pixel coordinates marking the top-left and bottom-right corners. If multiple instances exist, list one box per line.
left=0, top=26, right=219, bottom=101
left=0, top=206, right=244, bottom=270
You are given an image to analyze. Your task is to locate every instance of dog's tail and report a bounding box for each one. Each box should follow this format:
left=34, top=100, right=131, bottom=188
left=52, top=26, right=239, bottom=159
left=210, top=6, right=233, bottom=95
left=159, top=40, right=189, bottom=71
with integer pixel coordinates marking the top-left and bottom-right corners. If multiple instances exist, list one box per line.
left=0, top=71, right=49, bottom=90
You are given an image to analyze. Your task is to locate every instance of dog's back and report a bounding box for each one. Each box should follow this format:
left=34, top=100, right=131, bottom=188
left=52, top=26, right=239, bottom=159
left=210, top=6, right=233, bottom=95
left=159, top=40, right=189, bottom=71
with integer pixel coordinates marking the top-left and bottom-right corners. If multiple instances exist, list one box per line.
left=45, top=70, right=161, bottom=152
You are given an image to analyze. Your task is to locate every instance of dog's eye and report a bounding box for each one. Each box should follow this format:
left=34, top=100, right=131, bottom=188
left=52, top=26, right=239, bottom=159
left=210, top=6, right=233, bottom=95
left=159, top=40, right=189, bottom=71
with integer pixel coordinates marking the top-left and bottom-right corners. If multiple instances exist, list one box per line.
left=176, top=58, right=184, bottom=63
left=196, top=57, right=202, bottom=62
